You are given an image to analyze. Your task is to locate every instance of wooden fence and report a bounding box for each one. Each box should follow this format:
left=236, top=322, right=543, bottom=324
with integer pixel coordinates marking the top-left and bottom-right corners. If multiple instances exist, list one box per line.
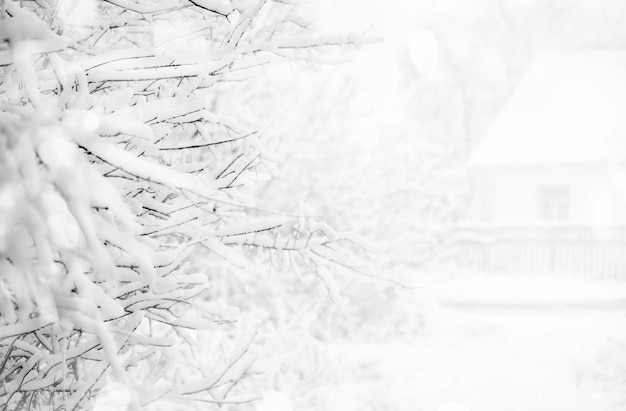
left=447, top=223, right=626, bottom=279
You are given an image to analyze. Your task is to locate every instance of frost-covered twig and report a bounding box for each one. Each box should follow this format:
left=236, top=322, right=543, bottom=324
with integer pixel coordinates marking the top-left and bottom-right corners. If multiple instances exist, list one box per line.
left=0, top=0, right=368, bottom=409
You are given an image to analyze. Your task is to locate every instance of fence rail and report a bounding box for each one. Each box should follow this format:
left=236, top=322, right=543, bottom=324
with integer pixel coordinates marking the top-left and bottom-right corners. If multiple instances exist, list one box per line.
left=448, top=224, right=626, bottom=279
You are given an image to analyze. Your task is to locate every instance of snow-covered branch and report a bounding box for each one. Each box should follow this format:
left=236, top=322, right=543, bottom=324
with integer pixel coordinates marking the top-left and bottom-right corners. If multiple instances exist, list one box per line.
left=0, top=0, right=369, bottom=409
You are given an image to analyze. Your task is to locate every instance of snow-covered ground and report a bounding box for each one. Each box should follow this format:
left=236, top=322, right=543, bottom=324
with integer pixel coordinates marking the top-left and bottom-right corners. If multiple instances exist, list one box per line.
left=424, top=273, right=626, bottom=307
left=320, top=274, right=626, bottom=411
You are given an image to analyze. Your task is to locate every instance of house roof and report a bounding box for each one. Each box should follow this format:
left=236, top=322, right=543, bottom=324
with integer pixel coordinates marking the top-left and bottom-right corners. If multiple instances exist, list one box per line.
left=470, top=50, right=626, bottom=167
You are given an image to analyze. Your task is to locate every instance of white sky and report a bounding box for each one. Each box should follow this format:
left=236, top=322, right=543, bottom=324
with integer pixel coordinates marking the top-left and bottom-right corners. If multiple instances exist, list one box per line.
left=309, top=1, right=441, bottom=142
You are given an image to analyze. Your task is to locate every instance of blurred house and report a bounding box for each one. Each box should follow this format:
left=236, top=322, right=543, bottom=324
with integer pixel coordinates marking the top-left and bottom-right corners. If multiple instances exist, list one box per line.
left=461, top=51, right=626, bottom=278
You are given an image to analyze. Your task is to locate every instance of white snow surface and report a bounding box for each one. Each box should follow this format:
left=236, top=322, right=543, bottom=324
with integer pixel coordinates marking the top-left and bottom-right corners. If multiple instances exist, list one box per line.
left=426, top=273, right=626, bottom=306
left=315, top=273, right=626, bottom=411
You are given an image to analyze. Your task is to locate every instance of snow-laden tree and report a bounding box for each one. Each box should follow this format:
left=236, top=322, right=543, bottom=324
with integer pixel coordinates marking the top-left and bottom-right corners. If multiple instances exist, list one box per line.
left=0, top=1, right=372, bottom=410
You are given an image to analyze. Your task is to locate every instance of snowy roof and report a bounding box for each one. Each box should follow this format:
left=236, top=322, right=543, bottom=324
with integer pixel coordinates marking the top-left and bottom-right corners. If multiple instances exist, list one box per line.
left=471, top=51, right=626, bottom=167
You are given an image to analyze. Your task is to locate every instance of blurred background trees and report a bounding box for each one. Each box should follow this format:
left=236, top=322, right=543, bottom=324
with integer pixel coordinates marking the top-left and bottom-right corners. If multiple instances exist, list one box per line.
left=265, top=0, right=626, bottom=275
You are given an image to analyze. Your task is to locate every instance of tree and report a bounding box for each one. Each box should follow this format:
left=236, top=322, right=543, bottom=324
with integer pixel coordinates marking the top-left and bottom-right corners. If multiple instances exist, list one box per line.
left=0, top=1, right=370, bottom=409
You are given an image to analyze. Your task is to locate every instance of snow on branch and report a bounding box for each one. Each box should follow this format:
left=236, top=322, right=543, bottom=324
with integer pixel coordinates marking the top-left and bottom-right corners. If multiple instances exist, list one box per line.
left=0, top=0, right=369, bottom=409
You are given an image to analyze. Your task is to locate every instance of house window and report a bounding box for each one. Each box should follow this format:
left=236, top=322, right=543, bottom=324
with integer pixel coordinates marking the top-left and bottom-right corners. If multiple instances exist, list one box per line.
left=537, top=185, right=569, bottom=221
